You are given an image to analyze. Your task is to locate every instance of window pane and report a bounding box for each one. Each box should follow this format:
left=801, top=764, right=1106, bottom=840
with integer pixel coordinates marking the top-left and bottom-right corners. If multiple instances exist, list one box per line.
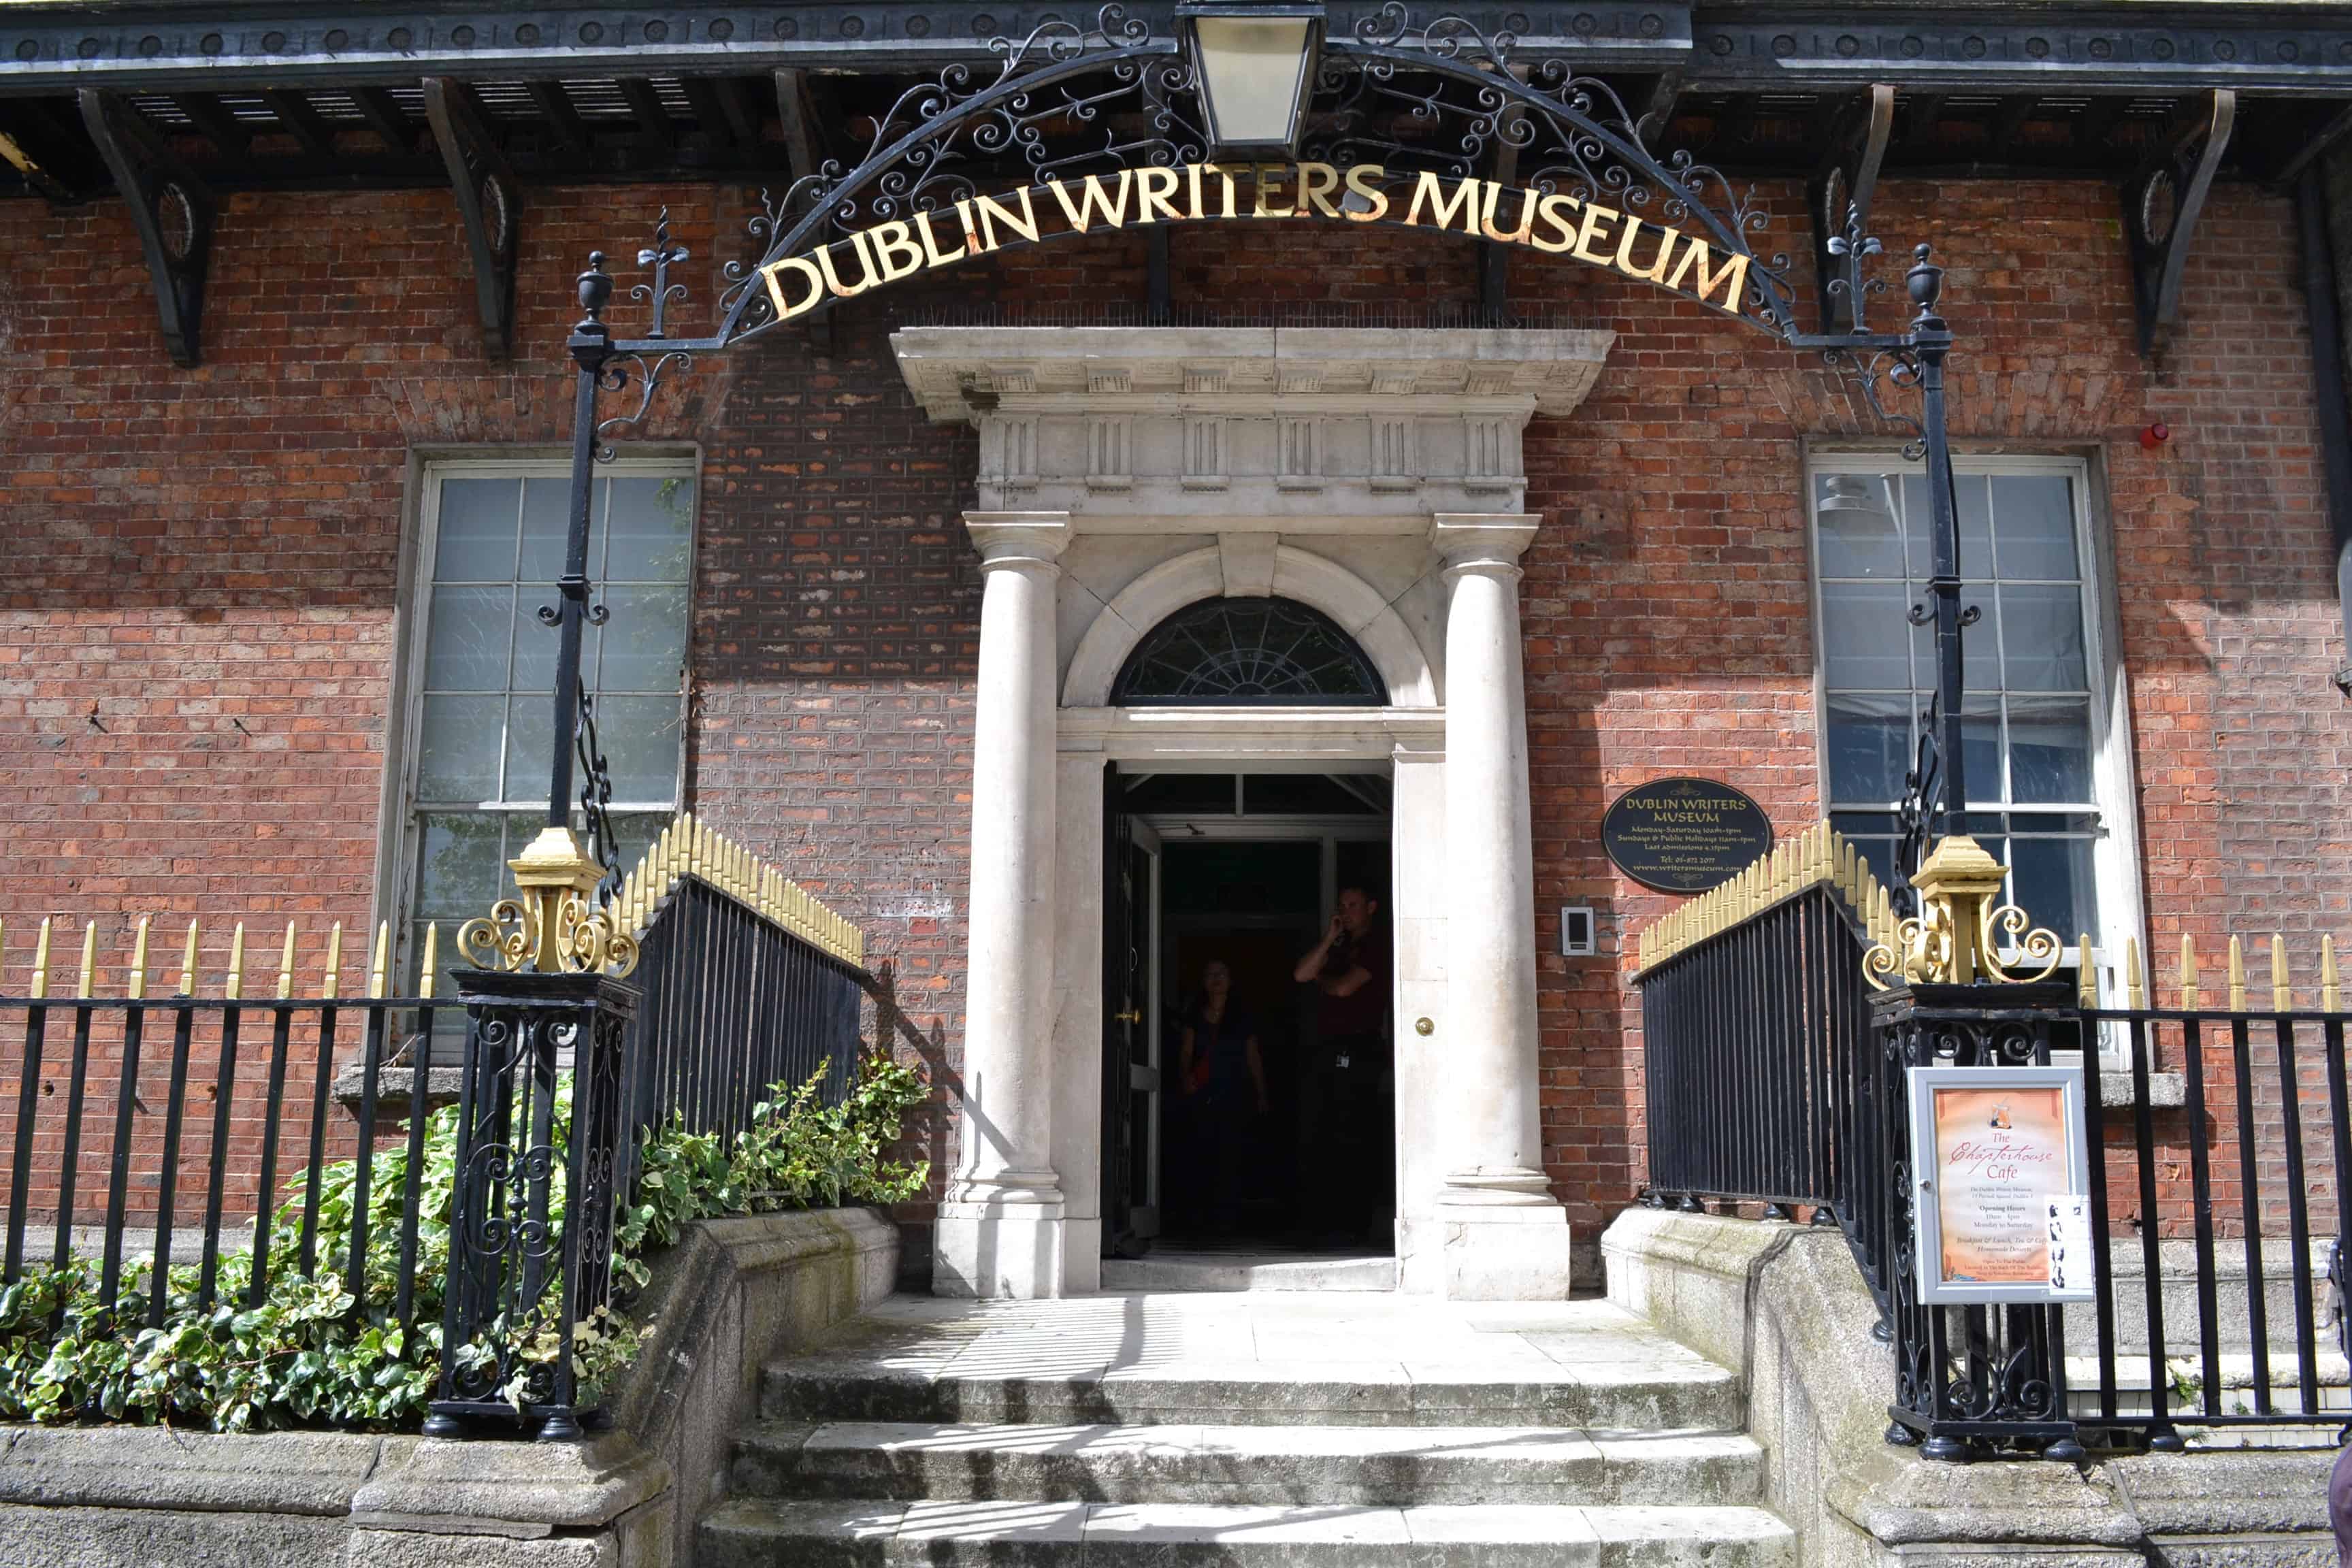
left=417, top=694, right=504, bottom=802
left=414, top=811, right=508, bottom=917
left=2010, top=698, right=2094, bottom=804
left=605, top=477, right=695, bottom=581
left=1999, top=584, right=2089, bottom=691
left=1991, top=476, right=2079, bottom=580
left=434, top=479, right=520, bottom=581
left=1961, top=706, right=2002, bottom=806
left=1954, top=472, right=1993, bottom=571
left=1822, top=581, right=1913, bottom=689
left=595, top=583, right=689, bottom=692
left=598, top=811, right=674, bottom=881
left=1826, top=694, right=1911, bottom=804
left=519, top=476, right=572, bottom=586
left=504, top=693, right=553, bottom=805
left=2009, top=832, right=2096, bottom=942
left=509, top=598, right=581, bottom=695
left=424, top=585, right=514, bottom=692
left=1829, top=821, right=1904, bottom=894
left=1893, top=476, right=1929, bottom=578
left=1961, top=583, right=2001, bottom=695
left=593, top=694, right=684, bottom=802
left=1815, top=474, right=1907, bottom=579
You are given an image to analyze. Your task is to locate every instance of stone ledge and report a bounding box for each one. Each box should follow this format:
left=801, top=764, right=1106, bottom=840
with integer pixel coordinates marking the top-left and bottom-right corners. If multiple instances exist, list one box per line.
left=0, top=1426, right=410, bottom=1517
left=349, top=1431, right=668, bottom=1535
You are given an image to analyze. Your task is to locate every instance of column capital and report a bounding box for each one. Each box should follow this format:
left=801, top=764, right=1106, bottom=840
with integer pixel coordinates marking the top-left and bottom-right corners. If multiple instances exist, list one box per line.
left=1431, top=514, right=1539, bottom=574
left=967, top=512, right=1072, bottom=570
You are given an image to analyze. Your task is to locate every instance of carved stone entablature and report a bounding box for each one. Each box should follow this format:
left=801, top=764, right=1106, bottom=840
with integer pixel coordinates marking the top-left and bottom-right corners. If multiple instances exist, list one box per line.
left=892, top=326, right=1616, bottom=527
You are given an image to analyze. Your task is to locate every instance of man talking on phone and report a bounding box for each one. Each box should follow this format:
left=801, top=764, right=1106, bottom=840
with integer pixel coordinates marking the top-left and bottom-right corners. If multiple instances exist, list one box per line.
left=1294, top=885, right=1392, bottom=1248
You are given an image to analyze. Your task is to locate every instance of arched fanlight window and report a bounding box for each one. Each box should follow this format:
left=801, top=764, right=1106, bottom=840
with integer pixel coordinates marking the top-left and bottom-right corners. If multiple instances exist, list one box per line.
left=1111, top=596, right=1388, bottom=706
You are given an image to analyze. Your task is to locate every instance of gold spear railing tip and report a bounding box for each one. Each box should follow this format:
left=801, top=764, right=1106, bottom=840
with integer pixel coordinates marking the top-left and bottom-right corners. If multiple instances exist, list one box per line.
left=323, top=921, right=344, bottom=999
left=420, top=921, right=440, bottom=1000
left=276, top=922, right=299, bottom=1001
left=178, top=917, right=201, bottom=998
left=29, top=917, right=52, bottom=1003
left=227, top=922, right=246, bottom=1002
left=127, top=915, right=152, bottom=1002
left=2272, top=933, right=2291, bottom=1012
left=76, top=920, right=98, bottom=1001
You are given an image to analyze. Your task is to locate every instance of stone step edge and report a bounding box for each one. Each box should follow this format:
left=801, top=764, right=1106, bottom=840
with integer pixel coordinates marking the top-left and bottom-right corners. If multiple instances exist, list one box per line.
left=700, top=1495, right=1799, bottom=1548
left=733, top=1418, right=1763, bottom=1459
left=725, top=1419, right=1763, bottom=1507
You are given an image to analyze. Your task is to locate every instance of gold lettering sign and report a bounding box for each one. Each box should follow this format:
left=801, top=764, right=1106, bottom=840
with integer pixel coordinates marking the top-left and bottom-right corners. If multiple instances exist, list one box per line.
left=759, top=161, right=1752, bottom=324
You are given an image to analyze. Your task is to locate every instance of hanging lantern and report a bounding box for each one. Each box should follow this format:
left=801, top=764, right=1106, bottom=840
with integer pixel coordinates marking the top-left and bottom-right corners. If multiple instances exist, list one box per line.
left=1177, top=3, right=1326, bottom=159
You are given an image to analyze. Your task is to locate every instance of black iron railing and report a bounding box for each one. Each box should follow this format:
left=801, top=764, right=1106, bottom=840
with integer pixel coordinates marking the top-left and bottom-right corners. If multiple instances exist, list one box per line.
left=620, top=874, right=862, bottom=1175
left=0, top=816, right=873, bottom=1438
left=1637, top=834, right=2352, bottom=1457
left=1640, top=879, right=1874, bottom=1224
left=0, top=920, right=442, bottom=1339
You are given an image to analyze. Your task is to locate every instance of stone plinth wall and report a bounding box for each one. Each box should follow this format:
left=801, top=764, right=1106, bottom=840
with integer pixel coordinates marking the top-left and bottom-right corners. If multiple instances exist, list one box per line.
left=1603, top=1207, right=2339, bottom=1566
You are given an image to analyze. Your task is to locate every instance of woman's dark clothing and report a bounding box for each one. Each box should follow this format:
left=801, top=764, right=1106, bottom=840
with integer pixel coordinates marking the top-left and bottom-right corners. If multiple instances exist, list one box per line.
left=1173, top=999, right=1259, bottom=1234
left=1185, top=1002, right=1258, bottom=1102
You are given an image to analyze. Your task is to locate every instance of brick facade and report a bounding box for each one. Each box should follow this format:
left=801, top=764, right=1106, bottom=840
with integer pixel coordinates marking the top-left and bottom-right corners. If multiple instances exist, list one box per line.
left=1, top=173, right=2345, bottom=1247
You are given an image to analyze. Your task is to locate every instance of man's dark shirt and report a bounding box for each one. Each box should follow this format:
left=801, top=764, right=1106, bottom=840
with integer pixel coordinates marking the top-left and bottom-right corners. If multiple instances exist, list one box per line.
left=1318, top=928, right=1389, bottom=1040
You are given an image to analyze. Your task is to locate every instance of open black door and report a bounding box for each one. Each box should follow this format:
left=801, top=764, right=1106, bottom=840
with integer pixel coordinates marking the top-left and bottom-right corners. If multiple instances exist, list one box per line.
left=1102, top=764, right=1161, bottom=1258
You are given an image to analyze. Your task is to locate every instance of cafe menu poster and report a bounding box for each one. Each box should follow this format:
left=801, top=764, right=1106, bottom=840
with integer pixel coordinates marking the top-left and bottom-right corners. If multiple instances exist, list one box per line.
left=1907, top=1065, right=2094, bottom=1305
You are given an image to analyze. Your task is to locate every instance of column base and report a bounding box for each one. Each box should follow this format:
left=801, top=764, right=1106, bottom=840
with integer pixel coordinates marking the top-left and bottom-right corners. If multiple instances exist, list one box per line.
left=934, top=1196, right=1068, bottom=1299
left=1432, top=1199, right=1575, bottom=1301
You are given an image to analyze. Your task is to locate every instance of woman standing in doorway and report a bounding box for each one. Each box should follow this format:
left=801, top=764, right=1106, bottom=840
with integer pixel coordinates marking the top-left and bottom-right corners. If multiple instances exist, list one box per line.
left=1176, top=958, right=1269, bottom=1234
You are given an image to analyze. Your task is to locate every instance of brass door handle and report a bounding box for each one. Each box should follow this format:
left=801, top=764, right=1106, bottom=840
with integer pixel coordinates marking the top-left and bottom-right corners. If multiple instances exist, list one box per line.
left=1114, top=1008, right=1143, bottom=1025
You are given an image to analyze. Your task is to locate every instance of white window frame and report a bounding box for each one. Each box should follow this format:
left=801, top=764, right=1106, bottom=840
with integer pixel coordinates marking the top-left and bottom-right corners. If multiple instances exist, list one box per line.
left=378, top=450, right=700, bottom=983
left=1804, top=448, right=2147, bottom=1018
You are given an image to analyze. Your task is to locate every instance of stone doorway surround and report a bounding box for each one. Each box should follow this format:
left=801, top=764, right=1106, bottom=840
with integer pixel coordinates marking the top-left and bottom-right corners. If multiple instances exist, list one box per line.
left=891, top=325, right=1616, bottom=1300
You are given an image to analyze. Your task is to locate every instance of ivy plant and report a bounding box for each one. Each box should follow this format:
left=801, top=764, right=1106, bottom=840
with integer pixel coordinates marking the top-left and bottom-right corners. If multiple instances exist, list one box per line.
left=0, top=1051, right=927, bottom=1434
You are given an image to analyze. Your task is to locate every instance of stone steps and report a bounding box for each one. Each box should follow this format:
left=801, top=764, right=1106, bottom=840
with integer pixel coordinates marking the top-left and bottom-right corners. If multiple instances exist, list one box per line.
left=698, top=1497, right=1797, bottom=1567
left=696, top=1293, right=1790, bottom=1568
left=730, top=1419, right=1764, bottom=1507
left=758, top=1350, right=1742, bottom=1433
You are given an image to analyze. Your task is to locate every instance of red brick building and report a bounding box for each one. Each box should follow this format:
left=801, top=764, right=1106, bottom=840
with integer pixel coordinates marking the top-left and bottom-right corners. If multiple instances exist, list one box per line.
left=2, top=2, right=2349, bottom=1294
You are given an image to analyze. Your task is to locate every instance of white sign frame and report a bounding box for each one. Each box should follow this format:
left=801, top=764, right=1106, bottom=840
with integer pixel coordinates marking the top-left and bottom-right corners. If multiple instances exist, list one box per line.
left=1908, top=1064, right=2095, bottom=1305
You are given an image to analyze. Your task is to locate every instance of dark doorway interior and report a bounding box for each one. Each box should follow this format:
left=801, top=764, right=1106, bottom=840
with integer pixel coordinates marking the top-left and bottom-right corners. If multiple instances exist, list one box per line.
left=1156, top=833, right=1394, bottom=1253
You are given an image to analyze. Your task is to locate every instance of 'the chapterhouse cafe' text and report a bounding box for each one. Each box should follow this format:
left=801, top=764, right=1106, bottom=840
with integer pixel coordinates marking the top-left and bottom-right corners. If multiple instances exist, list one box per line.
left=758, top=162, right=1752, bottom=321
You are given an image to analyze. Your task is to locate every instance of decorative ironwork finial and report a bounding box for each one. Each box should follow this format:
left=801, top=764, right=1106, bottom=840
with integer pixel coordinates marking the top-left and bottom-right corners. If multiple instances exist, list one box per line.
left=1862, top=834, right=2059, bottom=989
left=634, top=208, right=691, bottom=341
left=1907, top=243, right=1944, bottom=328
left=577, top=252, right=613, bottom=327
left=457, top=823, right=640, bottom=979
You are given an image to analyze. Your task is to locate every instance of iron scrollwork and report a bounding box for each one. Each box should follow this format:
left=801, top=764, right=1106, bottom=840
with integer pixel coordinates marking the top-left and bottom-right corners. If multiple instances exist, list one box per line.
left=428, top=969, right=636, bottom=1439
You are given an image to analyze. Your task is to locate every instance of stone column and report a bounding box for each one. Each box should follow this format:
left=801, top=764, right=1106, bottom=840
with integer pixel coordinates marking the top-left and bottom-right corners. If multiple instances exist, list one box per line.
left=936, top=512, right=1069, bottom=1298
left=1430, top=514, right=1575, bottom=1299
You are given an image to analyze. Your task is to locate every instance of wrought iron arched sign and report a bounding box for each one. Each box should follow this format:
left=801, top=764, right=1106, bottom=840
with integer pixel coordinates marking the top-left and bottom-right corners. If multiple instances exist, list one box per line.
left=585, top=3, right=1819, bottom=358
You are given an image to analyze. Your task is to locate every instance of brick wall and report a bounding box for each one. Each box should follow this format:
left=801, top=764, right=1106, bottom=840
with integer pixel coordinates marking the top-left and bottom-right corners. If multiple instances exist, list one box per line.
left=1, top=174, right=2346, bottom=1251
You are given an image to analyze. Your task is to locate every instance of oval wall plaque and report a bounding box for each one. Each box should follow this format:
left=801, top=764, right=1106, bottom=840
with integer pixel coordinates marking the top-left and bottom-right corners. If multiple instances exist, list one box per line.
left=1602, top=777, right=1776, bottom=893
